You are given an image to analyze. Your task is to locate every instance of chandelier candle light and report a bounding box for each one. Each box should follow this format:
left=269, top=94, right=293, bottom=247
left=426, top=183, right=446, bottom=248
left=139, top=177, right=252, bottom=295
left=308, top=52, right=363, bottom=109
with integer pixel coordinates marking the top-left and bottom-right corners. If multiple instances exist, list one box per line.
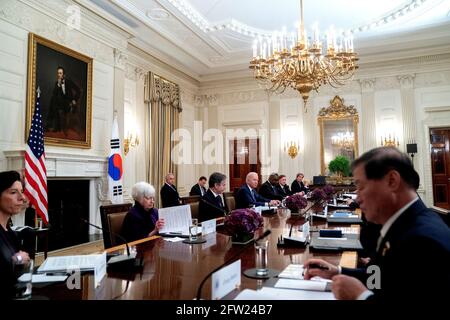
left=332, top=131, right=354, bottom=151
left=249, top=0, right=358, bottom=110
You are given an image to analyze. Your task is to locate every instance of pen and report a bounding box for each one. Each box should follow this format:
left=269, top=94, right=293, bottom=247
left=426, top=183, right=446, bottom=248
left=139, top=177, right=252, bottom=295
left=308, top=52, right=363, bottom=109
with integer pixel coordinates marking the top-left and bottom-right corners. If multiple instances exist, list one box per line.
left=307, top=263, right=329, bottom=270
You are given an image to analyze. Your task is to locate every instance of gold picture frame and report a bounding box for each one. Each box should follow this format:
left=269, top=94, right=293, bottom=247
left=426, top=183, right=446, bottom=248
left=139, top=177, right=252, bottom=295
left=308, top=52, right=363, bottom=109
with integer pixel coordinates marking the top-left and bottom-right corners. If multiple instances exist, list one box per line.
left=318, top=96, right=359, bottom=175
left=26, top=33, right=92, bottom=148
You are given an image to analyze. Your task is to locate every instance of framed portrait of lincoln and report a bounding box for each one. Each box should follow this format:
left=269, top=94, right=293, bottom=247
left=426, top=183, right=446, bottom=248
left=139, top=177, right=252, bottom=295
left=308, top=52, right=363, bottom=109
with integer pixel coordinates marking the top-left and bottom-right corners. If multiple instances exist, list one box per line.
left=26, top=33, right=92, bottom=148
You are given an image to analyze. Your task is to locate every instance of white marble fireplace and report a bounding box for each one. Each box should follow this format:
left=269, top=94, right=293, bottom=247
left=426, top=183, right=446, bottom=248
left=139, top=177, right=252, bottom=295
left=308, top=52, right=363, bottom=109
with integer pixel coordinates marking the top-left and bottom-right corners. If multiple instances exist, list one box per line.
left=4, top=150, right=109, bottom=235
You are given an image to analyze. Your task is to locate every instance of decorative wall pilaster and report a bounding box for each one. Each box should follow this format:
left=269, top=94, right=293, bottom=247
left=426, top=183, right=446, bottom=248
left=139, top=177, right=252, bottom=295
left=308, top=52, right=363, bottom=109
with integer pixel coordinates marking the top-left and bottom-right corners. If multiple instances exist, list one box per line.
left=113, top=49, right=127, bottom=145
left=398, top=74, right=417, bottom=153
left=360, top=78, right=377, bottom=151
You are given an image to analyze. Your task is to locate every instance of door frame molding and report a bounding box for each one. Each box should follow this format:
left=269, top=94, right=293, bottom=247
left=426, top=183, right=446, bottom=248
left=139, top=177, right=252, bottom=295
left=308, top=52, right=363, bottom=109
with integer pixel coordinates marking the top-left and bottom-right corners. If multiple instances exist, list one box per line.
left=422, top=106, right=450, bottom=206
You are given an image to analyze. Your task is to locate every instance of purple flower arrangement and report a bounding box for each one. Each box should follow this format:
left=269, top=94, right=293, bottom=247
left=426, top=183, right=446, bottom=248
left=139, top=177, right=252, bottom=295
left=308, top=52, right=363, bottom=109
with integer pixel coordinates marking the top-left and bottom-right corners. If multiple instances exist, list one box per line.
left=224, top=208, right=264, bottom=236
left=309, top=188, right=326, bottom=202
left=322, top=184, right=335, bottom=200
left=284, top=193, right=308, bottom=212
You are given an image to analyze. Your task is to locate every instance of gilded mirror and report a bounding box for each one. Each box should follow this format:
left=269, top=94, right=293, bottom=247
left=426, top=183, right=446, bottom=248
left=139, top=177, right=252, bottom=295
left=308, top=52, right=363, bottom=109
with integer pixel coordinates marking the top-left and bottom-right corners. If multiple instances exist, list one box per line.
left=318, top=96, right=359, bottom=175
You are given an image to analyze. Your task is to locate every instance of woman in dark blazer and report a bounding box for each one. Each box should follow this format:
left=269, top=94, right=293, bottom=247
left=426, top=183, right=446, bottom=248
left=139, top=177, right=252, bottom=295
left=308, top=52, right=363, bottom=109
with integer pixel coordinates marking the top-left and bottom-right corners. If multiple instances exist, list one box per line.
left=122, top=182, right=165, bottom=242
left=0, top=171, right=31, bottom=299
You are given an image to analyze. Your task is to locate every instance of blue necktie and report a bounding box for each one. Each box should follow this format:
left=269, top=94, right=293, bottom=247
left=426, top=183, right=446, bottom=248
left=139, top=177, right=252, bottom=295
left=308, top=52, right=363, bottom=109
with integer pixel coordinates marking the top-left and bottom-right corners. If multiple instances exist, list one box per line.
left=251, top=189, right=256, bottom=202
left=216, top=195, right=223, bottom=208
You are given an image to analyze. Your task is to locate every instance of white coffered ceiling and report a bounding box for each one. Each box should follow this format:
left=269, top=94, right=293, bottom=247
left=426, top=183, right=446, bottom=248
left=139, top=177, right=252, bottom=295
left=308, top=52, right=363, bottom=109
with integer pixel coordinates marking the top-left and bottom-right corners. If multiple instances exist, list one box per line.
left=86, top=0, right=450, bottom=81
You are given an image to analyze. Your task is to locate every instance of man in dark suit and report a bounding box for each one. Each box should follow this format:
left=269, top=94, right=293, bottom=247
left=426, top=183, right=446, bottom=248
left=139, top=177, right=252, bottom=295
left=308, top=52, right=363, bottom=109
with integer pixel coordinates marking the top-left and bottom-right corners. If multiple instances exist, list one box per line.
left=259, top=173, right=284, bottom=201
left=160, top=173, right=181, bottom=208
left=190, top=176, right=207, bottom=196
left=198, top=172, right=229, bottom=222
left=291, top=173, right=309, bottom=194
left=275, top=174, right=292, bottom=197
left=235, top=172, right=280, bottom=209
left=47, top=66, right=81, bottom=137
left=304, top=147, right=450, bottom=300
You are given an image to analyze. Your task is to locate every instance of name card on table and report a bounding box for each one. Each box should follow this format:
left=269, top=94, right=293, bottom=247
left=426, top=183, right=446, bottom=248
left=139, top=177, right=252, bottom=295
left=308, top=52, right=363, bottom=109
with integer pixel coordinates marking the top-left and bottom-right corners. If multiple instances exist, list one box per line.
left=302, top=221, right=310, bottom=236
left=211, top=259, right=241, bottom=300
left=202, top=219, right=216, bottom=235
left=94, top=252, right=107, bottom=287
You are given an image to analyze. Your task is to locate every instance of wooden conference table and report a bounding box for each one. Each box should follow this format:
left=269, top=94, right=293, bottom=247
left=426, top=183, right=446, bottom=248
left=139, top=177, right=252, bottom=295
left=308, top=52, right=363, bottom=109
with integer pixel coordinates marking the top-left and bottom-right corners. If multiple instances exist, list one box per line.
left=34, top=209, right=359, bottom=300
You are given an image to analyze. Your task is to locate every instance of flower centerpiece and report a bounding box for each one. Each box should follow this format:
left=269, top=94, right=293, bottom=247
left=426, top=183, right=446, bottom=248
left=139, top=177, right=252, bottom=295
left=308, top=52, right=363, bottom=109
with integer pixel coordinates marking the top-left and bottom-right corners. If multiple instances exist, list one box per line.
left=284, top=193, right=308, bottom=214
left=224, top=208, right=264, bottom=244
left=322, top=184, right=335, bottom=201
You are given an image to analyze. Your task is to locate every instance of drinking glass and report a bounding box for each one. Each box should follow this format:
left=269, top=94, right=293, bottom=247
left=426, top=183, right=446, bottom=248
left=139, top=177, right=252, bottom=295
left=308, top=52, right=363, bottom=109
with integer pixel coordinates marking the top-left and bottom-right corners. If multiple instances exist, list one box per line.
left=189, top=218, right=198, bottom=241
left=254, top=239, right=268, bottom=276
left=13, top=259, right=34, bottom=300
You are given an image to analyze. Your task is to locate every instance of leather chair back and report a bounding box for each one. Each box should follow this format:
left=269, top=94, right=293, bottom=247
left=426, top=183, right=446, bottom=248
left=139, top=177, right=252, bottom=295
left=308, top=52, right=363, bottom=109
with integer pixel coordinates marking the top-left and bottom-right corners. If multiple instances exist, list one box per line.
left=224, top=193, right=236, bottom=212
left=189, top=201, right=200, bottom=220
left=100, top=203, right=132, bottom=249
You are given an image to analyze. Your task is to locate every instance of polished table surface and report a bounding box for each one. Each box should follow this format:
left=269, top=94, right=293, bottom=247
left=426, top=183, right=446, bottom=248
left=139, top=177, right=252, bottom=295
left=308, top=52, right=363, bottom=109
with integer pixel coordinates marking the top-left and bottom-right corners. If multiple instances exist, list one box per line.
left=34, top=209, right=359, bottom=300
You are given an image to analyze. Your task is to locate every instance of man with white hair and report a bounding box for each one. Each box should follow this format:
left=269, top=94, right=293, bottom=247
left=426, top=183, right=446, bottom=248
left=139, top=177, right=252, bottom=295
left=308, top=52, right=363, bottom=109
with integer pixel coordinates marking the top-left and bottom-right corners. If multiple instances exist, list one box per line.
left=160, top=173, right=181, bottom=208
left=235, top=172, right=280, bottom=209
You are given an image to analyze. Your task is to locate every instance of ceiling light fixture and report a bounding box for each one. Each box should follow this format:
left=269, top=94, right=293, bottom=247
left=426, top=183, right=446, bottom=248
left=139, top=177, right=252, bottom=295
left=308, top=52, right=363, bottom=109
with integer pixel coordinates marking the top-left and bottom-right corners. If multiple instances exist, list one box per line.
left=249, top=0, right=358, bottom=110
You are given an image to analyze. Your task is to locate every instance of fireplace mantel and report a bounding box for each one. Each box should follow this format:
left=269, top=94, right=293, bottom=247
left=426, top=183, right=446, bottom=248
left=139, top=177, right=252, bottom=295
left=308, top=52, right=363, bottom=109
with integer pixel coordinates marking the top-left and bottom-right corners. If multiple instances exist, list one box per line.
left=4, top=150, right=107, bottom=177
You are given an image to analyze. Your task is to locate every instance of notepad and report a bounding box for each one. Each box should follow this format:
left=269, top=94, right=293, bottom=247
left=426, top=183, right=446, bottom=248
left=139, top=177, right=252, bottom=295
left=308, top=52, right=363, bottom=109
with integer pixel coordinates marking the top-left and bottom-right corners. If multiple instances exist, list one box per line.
left=37, top=254, right=105, bottom=273
left=277, top=264, right=305, bottom=280
left=275, top=279, right=330, bottom=292
left=32, top=274, right=68, bottom=284
left=234, top=287, right=335, bottom=300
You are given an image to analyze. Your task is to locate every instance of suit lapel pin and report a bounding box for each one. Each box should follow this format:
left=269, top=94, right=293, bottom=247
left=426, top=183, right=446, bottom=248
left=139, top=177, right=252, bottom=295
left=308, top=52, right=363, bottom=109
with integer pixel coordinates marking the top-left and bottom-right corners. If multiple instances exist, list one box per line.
left=382, top=241, right=390, bottom=256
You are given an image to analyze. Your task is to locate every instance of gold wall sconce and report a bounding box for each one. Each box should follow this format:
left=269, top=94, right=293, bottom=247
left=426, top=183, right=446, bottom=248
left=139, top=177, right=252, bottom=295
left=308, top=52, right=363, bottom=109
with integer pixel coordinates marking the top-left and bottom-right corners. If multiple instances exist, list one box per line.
left=380, top=134, right=399, bottom=147
left=284, top=141, right=299, bottom=159
left=124, top=132, right=139, bottom=155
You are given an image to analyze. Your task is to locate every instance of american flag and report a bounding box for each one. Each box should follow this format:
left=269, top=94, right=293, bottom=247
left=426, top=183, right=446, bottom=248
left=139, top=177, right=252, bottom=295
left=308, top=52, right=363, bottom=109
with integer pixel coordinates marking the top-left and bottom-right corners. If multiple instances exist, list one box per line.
left=24, top=88, right=48, bottom=224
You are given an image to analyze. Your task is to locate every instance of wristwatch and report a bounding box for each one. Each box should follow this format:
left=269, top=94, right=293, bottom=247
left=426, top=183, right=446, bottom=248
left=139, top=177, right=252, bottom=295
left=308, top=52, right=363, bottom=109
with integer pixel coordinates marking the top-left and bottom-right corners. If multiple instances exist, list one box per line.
left=16, top=255, right=23, bottom=263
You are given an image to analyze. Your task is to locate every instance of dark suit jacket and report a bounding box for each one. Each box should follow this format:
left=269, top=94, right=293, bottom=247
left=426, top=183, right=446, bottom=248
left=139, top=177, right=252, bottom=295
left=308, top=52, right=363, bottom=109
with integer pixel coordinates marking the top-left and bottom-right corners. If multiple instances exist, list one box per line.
left=259, top=181, right=284, bottom=201
left=160, top=183, right=180, bottom=208
left=122, top=203, right=159, bottom=242
left=275, top=184, right=292, bottom=197
left=190, top=184, right=207, bottom=197
left=198, top=189, right=229, bottom=222
left=291, top=180, right=309, bottom=194
left=342, top=199, right=450, bottom=301
left=235, top=184, right=270, bottom=209
left=0, top=225, right=20, bottom=299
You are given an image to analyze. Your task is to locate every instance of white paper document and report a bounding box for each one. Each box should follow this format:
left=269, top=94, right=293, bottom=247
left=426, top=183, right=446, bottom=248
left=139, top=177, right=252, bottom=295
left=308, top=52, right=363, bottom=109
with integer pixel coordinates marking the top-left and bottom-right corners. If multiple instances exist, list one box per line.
left=37, top=254, right=105, bottom=273
left=234, top=287, right=335, bottom=300
left=163, top=237, right=185, bottom=242
left=253, top=206, right=277, bottom=214
left=277, top=264, right=305, bottom=280
left=32, top=274, right=68, bottom=283
left=275, top=279, right=329, bottom=291
left=158, top=205, right=192, bottom=234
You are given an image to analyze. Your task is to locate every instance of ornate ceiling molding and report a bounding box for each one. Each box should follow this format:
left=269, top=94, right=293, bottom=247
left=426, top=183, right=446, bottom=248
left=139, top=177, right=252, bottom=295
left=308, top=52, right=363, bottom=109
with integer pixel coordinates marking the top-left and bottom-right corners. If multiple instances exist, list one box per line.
left=398, top=74, right=416, bottom=88
left=165, top=0, right=432, bottom=38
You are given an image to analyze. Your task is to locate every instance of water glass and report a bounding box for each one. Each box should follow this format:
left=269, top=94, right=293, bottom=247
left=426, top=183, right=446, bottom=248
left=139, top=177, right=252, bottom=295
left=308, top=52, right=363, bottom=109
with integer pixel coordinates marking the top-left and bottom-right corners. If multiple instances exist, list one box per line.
left=13, top=259, right=34, bottom=300
left=254, top=239, right=269, bottom=276
left=189, top=218, right=198, bottom=241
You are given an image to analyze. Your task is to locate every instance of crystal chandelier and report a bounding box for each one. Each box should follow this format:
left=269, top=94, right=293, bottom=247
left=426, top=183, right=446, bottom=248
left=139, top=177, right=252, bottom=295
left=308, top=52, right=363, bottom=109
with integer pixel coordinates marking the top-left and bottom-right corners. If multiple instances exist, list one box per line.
left=332, top=131, right=354, bottom=151
left=249, top=0, right=358, bottom=110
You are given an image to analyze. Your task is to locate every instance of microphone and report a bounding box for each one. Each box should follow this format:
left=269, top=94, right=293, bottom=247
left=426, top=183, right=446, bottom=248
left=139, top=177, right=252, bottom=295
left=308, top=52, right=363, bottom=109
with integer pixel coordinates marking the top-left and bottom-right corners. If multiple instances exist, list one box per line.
left=80, top=218, right=143, bottom=272
left=280, top=199, right=324, bottom=247
left=195, top=229, right=271, bottom=300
